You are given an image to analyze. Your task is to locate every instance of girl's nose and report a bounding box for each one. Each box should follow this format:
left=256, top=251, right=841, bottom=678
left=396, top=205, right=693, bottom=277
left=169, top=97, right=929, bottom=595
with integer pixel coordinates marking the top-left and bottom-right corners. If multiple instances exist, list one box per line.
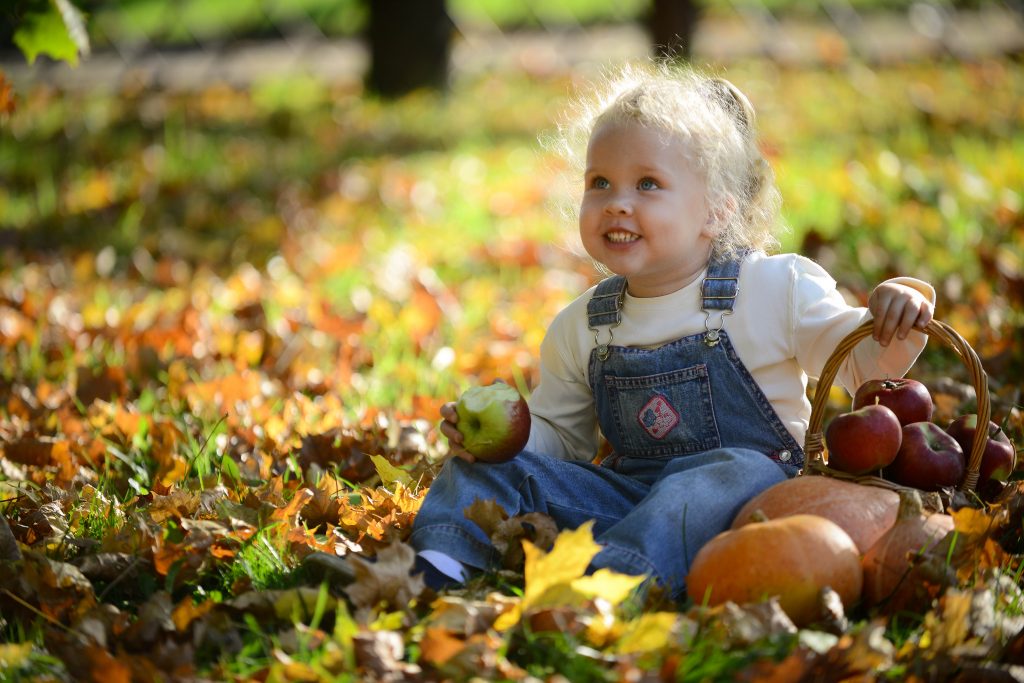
left=604, top=194, right=632, bottom=215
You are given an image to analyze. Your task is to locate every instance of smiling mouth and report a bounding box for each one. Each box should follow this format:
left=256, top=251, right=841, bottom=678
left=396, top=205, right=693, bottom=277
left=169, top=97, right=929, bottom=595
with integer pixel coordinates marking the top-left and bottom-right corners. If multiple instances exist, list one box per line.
left=605, top=231, right=640, bottom=244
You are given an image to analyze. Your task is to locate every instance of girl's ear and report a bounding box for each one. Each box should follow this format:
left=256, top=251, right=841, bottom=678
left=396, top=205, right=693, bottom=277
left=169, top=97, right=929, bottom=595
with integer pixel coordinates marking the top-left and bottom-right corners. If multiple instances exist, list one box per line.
left=704, top=195, right=737, bottom=236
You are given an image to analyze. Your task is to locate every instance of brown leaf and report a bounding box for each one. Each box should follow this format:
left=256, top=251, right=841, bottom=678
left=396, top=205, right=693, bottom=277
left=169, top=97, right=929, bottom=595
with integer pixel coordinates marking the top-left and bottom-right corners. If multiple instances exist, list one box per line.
left=76, top=365, right=128, bottom=406
left=353, top=630, right=421, bottom=681
left=492, top=512, right=558, bottom=571
left=737, top=648, right=817, bottom=683
left=300, top=475, right=345, bottom=532
left=146, top=489, right=201, bottom=524
left=421, top=630, right=509, bottom=681
left=298, top=428, right=376, bottom=483
left=425, top=596, right=503, bottom=637
left=0, top=513, right=23, bottom=561
left=73, top=552, right=144, bottom=582
left=817, top=586, right=850, bottom=635
left=419, top=626, right=467, bottom=666
left=719, top=598, right=797, bottom=647
left=463, top=500, right=557, bottom=570
left=344, top=540, right=424, bottom=614
left=83, top=645, right=134, bottom=683
left=120, top=591, right=174, bottom=649
left=0, top=551, right=97, bottom=624
left=3, top=437, right=71, bottom=468
left=944, top=506, right=1012, bottom=582
left=805, top=621, right=894, bottom=681
left=463, top=498, right=508, bottom=537
left=271, top=487, right=315, bottom=525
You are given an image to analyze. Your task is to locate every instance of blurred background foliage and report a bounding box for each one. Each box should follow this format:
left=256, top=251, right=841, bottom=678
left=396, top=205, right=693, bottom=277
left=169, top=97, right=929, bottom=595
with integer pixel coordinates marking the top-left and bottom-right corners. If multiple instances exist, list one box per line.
left=0, top=0, right=1022, bottom=422
left=19, top=0, right=1006, bottom=47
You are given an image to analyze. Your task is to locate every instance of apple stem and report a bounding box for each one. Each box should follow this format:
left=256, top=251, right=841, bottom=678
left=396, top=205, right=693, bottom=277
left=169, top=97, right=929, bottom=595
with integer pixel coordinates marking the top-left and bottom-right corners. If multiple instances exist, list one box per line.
left=749, top=509, right=770, bottom=524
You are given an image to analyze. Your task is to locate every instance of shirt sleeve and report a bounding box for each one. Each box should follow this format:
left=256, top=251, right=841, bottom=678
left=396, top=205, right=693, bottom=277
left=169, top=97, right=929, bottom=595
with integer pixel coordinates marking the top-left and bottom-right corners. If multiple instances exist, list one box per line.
left=523, top=307, right=600, bottom=462
left=790, top=256, right=935, bottom=394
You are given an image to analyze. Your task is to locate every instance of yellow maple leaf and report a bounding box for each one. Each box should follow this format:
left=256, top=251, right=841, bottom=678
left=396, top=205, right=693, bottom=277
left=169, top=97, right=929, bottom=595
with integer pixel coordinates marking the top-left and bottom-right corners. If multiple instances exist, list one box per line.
left=614, top=612, right=678, bottom=654
left=570, top=569, right=644, bottom=606
left=493, top=522, right=644, bottom=631
left=370, top=454, right=412, bottom=487
left=522, top=521, right=601, bottom=608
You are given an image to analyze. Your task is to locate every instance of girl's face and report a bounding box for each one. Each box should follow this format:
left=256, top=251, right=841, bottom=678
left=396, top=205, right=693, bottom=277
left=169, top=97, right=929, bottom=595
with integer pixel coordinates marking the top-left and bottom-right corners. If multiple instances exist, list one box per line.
left=580, top=120, right=714, bottom=298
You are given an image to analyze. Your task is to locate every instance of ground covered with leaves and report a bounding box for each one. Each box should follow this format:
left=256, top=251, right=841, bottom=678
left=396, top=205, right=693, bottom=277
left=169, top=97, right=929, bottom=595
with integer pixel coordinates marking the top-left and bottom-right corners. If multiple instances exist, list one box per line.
left=0, top=53, right=1023, bottom=681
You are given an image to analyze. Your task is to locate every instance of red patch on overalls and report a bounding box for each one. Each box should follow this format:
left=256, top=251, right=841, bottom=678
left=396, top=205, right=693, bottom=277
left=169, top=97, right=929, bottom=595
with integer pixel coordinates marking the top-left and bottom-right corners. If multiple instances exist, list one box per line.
left=637, top=394, right=680, bottom=439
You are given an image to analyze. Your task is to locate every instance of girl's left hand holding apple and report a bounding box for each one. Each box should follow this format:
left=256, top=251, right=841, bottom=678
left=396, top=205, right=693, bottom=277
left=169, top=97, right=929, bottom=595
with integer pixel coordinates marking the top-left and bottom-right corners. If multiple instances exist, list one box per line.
left=868, top=282, right=934, bottom=347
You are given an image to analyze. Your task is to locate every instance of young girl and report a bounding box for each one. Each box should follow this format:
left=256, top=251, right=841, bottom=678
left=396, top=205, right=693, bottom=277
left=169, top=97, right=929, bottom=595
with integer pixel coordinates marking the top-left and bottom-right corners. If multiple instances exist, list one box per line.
left=410, top=63, right=934, bottom=597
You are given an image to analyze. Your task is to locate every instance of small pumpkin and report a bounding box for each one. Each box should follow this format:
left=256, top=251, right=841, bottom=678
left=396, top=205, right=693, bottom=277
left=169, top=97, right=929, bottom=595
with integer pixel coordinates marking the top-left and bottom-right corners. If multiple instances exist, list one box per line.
left=731, top=475, right=899, bottom=553
left=687, top=513, right=863, bottom=627
left=861, top=488, right=954, bottom=610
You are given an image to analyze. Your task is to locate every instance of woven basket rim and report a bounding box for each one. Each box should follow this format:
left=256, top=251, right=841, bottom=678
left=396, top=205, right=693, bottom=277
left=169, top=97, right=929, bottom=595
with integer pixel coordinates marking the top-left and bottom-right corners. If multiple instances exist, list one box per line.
left=802, top=318, right=990, bottom=493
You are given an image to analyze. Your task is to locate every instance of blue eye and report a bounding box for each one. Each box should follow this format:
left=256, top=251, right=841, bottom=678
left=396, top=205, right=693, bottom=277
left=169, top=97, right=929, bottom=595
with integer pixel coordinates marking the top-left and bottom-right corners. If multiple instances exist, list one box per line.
left=639, top=178, right=658, bottom=190
left=592, top=177, right=610, bottom=190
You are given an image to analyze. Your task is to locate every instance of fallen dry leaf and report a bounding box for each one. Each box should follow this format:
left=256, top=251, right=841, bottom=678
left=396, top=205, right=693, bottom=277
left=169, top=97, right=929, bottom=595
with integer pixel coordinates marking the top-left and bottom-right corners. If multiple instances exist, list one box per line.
left=345, top=540, right=425, bottom=616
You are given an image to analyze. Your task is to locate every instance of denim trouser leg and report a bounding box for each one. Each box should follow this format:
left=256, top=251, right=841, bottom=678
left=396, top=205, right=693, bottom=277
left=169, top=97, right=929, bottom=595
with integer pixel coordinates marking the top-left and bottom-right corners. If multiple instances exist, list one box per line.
left=410, top=450, right=651, bottom=570
left=411, top=448, right=787, bottom=598
left=590, top=448, right=788, bottom=597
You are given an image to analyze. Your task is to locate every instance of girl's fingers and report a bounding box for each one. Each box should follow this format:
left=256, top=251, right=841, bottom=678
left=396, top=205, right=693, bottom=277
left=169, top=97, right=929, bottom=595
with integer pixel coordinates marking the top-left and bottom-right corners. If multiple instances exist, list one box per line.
left=871, top=295, right=896, bottom=346
left=439, top=402, right=459, bottom=423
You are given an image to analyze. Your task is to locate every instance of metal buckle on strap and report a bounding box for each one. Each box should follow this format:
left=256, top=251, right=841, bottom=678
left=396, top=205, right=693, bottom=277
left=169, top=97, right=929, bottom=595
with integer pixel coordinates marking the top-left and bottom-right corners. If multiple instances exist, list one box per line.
left=588, top=278, right=626, bottom=362
left=700, top=276, right=740, bottom=301
left=702, top=310, right=732, bottom=347
left=591, top=327, right=615, bottom=361
left=700, top=276, right=738, bottom=347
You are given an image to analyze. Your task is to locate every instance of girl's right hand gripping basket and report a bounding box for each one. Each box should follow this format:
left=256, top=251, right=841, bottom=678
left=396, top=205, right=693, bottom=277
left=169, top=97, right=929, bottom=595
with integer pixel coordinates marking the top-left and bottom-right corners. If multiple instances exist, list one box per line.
left=802, top=318, right=991, bottom=493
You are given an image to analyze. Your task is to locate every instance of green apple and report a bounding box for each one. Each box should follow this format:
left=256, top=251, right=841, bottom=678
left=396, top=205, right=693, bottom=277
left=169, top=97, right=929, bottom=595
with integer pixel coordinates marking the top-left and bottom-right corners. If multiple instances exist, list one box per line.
left=454, top=382, right=531, bottom=462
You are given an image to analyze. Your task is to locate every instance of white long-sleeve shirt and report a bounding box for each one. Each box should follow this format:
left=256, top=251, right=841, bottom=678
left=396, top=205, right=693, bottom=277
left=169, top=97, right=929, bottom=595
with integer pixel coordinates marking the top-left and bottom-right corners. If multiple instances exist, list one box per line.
left=525, top=251, right=935, bottom=462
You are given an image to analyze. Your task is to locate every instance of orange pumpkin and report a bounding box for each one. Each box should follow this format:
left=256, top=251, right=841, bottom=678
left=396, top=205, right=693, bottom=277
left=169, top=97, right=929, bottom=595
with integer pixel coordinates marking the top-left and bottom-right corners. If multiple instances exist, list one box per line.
left=731, top=475, right=900, bottom=553
left=861, top=488, right=954, bottom=610
left=688, top=513, right=863, bottom=627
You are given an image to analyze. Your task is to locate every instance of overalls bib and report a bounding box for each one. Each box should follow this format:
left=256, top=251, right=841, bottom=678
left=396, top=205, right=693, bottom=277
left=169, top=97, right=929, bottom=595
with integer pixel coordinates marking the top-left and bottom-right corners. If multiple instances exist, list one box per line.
left=411, top=254, right=802, bottom=597
left=585, top=254, right=803, bottom=481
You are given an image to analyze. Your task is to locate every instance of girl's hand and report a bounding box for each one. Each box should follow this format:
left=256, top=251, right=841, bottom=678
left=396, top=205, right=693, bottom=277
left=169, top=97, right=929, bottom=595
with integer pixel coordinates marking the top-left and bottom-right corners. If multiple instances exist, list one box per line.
left=868, top=282, right=934, bottom=347
left=439, top=402, right=477, bottom=463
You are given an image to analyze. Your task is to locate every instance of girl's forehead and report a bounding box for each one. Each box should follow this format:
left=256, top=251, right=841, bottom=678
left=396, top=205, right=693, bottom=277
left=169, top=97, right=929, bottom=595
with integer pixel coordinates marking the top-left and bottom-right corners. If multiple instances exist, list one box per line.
left=587, top=119, right=690, bottom=154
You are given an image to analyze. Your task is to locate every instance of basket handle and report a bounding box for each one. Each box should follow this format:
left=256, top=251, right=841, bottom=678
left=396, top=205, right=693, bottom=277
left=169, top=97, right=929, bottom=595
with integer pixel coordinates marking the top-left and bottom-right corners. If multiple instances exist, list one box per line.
left=803, top=318, right=990, bottom=492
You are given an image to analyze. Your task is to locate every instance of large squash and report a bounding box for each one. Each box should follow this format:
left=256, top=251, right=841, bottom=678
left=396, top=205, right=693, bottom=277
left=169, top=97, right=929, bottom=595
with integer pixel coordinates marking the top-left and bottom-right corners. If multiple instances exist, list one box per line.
left=731, top=475, right=899, bottom=553
left=687, top=513, right=863, bottom=627
left=861, top=488, right=954, bottom=611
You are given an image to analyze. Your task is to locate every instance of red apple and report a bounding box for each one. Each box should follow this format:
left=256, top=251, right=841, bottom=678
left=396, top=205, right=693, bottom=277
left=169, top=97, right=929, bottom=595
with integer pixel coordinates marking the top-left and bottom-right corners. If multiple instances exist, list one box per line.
left=946, top=414, right=1017, bottom=486
left=884, top=422, right=965, bottom=491
left=853, top=378, right=933, bottom=427
left=825, top=404, right=903, bottom=475
left=454, top=382, right=531, bottom=463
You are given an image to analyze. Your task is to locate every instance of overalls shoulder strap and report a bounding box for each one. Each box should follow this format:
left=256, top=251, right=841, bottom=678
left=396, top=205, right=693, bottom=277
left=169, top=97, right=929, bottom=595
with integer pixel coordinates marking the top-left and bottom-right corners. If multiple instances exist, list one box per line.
left=586, top=275, right=627, bottom=361
left=700, top=254, right=743, bottom=311
left=700, top=252, right=746, bottom=346
left=586, top=275, right=627, bottom=327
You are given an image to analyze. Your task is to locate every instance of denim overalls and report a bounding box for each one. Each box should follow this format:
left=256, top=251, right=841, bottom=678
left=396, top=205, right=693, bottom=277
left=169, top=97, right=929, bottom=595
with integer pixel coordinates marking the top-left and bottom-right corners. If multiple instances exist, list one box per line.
left=411, top=255, right=804, bottom=597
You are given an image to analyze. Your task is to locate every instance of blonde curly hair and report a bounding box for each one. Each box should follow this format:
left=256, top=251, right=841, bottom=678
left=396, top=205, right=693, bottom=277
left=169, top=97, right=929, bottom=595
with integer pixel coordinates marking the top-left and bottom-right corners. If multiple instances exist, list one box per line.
left=548, top=61, right=784, bottom=261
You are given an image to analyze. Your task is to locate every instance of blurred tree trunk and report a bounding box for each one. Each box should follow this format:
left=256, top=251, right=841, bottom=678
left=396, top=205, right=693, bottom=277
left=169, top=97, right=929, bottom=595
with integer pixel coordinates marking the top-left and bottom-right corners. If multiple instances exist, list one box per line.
left=648, top=0, right=703, bottom=60
left=366, top=0, right=452, bottom=97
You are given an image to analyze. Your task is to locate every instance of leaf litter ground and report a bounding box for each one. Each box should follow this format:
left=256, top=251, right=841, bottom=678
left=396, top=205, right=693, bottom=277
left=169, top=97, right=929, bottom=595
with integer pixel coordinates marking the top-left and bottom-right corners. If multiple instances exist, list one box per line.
left=1, top=57, right=1024, bottom=681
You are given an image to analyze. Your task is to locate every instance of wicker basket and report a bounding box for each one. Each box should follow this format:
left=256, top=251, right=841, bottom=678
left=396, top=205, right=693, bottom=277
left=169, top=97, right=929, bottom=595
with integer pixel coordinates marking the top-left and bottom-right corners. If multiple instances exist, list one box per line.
left=802, top=318, right=990, bottom=493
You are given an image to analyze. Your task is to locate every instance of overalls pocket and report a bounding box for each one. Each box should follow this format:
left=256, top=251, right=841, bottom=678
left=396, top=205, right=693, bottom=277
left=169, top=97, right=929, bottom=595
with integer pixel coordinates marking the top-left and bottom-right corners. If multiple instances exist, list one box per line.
left=602, top=364, right=721, bottom=458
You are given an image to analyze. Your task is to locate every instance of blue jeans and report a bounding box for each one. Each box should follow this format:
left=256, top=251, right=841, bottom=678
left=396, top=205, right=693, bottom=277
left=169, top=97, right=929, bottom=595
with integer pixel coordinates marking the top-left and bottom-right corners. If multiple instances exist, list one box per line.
left=410, top=447, right=787, bottom=597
